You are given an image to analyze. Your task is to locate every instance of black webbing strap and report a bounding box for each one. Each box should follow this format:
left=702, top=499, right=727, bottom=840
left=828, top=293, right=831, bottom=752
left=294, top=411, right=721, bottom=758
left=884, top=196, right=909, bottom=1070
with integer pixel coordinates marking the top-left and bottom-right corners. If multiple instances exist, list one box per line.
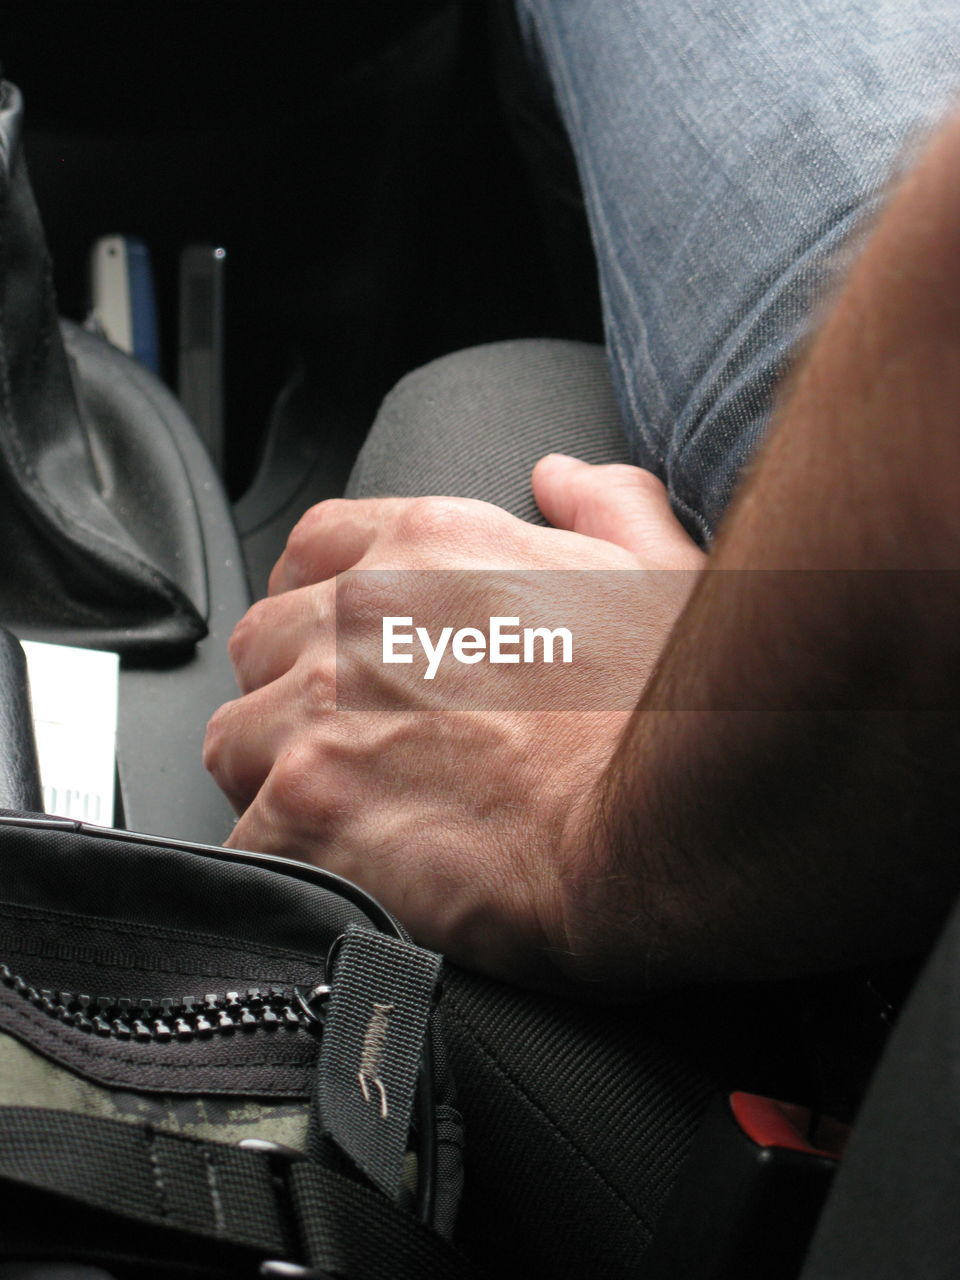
left=0, top=1106, right=288, bottom=1254
left=0, top=1107, right=480, bottom=1278
left=317, top=925, right=443, bottom=1201
left=290, top=1162, right=481, bottom=1280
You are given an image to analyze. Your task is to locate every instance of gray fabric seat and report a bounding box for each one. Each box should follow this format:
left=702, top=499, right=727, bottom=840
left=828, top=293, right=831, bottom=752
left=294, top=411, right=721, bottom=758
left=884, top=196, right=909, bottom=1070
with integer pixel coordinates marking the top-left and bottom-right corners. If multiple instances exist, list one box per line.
left=347, top=339, right=632, bottom=518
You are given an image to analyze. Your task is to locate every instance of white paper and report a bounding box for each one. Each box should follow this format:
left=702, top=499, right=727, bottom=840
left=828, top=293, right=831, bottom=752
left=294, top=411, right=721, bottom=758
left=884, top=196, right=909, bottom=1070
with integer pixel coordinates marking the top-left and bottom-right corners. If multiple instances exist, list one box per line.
left=20, top=640, right=119, bottom=825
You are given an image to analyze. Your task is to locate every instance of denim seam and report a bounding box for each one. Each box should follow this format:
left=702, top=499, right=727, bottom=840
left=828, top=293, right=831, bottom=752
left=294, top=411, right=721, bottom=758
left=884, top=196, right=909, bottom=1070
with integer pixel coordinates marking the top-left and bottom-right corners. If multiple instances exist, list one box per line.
left=607, top=316, right=664, bottom=465
left=671, top=195, right=871, bottom=463
left=666, top=485, right=712, bottom=546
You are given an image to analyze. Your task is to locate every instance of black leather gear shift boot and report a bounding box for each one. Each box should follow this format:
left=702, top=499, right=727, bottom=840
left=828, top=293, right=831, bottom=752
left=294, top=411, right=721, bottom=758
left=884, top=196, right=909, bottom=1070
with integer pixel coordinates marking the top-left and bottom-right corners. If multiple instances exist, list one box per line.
left=0, top=80, right=207, bottom=658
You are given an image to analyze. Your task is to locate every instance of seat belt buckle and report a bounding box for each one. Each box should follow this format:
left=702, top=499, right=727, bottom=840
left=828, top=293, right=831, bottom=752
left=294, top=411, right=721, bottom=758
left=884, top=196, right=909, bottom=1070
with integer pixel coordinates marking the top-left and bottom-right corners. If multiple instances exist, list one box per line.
left=639, top=1091, right=850, bottom=1279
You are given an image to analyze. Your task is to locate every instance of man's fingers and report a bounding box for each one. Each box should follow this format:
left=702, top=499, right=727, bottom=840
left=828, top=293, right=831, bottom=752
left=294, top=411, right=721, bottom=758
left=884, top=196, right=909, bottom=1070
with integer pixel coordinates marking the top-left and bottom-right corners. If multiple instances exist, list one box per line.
left=223, top=771, right=325, bottom=862
left=224, top=750, right=355, bottom=878
left=203, top=669, right=330, bottom=813
left=223, top=758, right=317, bottom=859
left=269, top=497, right=407, bottom=595
left=229, top=584, right=333, bottom=694
left=225, top=789, right=293, bottom=858
left=532, top=454, right=706, bottom=568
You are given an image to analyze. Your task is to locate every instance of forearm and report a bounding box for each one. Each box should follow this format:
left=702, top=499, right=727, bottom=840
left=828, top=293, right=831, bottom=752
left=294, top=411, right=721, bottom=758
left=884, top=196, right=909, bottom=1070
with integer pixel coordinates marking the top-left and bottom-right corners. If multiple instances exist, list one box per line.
left=573, top=111, right=960, bottom=991
left=589, top=585, right=960, bottom=990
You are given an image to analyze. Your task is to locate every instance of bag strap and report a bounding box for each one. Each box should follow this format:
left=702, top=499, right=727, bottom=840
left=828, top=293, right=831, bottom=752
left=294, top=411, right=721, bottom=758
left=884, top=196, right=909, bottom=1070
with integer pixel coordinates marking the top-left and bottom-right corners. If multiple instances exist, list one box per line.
left=315, top=925, right=444, bottom=1204
left=0, top=1107, right=479, bottom=1279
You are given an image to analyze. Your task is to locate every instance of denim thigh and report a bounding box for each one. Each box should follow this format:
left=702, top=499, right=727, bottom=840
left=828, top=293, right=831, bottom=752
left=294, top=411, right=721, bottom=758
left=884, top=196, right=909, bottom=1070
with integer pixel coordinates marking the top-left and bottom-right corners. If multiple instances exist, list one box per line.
left=516, top=0, right=960, bottom=540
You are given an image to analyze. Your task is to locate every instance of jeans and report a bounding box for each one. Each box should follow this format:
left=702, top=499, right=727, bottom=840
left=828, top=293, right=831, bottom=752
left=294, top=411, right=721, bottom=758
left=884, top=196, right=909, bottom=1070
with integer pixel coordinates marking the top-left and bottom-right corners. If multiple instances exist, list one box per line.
left=515, top=0, right=960, bottom=541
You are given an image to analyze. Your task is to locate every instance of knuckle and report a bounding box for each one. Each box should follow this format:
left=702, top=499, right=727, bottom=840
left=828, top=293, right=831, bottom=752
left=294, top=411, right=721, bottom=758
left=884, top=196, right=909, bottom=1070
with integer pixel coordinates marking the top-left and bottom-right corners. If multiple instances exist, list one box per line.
left=227, top=600, right=269, bottom=665
left=282, top=520, right=319, bottom=574
left=226, top=621, right=248, bottom=667
left=266, top=745, right=333, bottom=831
left=266, top=748, right=305, bottom=809
left=298, top=657, right=337, bottom=711
left=611, top=464, right=665, bottom=495
left=397, top=495, right=478, bottom=545
left=336, top=571, right=396, bottom=628
left=283, top=500, right=347, bottom=568
left=202, top=702, right=235, bottom=775
left=292, top=498, right=349, bottom=543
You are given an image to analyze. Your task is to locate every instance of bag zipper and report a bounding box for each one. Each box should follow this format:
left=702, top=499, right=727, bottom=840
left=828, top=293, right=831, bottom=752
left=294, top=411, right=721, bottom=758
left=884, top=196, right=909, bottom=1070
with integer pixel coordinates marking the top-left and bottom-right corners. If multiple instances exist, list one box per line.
left=0, top=963, right=313, bottom=1043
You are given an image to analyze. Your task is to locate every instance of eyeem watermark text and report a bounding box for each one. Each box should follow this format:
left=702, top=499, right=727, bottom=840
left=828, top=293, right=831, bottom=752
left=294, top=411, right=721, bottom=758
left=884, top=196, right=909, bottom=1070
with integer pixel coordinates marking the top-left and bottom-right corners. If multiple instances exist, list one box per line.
left=382, top=616, right=574, bottom=680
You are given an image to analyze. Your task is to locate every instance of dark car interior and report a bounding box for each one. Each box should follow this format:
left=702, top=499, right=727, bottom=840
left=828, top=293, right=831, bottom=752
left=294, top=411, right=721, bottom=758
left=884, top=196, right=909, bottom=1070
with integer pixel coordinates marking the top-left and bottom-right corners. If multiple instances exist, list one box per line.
left=6, top=1, right=600, bottom=580
left=0, top=4, right=931, bottom=1277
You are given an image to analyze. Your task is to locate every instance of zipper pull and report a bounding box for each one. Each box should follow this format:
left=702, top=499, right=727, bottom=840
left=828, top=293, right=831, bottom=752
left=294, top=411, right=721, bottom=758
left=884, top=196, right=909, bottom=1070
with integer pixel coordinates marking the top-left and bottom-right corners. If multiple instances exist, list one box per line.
left=293, top=983, right=331, bottom=1029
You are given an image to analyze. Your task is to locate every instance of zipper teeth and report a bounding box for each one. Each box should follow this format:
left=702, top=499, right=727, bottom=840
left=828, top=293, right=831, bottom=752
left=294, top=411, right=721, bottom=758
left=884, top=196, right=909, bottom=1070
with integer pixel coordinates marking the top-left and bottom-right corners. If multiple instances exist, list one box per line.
left=0, top=964, right=304, bottom=1042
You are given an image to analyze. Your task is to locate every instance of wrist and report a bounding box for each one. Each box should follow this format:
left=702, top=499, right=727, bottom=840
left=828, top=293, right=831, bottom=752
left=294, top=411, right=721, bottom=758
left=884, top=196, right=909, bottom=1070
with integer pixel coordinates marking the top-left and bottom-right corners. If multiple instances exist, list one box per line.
left=549, top=765, right=654, bottom=995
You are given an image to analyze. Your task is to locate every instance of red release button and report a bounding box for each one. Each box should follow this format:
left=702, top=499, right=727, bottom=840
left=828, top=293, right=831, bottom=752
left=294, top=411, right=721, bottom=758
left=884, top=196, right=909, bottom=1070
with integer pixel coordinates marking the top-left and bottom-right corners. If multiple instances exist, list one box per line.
left=729, top=1092, right=849, bottom=1160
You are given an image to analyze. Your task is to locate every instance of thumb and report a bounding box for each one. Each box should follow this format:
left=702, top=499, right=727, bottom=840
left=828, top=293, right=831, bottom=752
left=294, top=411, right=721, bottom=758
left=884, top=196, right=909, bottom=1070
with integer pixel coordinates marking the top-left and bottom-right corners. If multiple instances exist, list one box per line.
left=532, top=454, right=706, bottom=568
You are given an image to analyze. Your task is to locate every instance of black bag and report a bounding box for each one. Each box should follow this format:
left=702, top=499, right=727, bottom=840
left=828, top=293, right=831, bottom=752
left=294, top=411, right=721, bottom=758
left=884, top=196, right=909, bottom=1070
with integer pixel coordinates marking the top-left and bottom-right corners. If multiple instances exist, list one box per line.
left=0, top=811, right=471, bottom=1279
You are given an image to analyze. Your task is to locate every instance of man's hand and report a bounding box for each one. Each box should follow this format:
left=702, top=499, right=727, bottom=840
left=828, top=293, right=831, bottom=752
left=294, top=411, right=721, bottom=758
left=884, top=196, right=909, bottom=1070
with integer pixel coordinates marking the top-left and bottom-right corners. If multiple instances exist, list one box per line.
left=204, top=456, right=703, bottom=987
